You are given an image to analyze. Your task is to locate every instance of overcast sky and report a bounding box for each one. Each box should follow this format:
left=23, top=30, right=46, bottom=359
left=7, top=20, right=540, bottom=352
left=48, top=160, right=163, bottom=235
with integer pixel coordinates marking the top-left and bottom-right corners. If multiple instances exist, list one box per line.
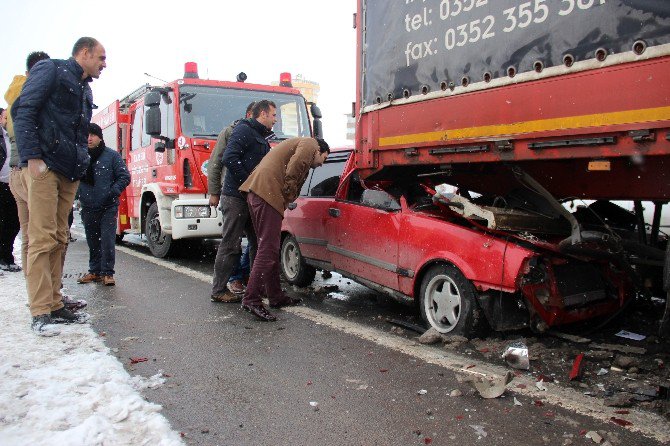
left=1, top=0, right=357, bottom=145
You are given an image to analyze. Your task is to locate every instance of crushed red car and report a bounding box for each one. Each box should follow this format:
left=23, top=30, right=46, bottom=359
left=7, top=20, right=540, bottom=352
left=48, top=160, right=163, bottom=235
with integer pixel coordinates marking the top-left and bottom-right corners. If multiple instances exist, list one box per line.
left=280, top=149, right=640, bottom=337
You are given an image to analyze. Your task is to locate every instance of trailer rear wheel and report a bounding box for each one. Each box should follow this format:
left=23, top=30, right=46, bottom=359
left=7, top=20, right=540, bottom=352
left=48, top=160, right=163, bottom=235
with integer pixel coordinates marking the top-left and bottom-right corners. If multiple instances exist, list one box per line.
left=145, top=202, right=176, bottom=258
left=419, top=264, right=485, bottom=338
left=280, top=235, right=316, bottom=287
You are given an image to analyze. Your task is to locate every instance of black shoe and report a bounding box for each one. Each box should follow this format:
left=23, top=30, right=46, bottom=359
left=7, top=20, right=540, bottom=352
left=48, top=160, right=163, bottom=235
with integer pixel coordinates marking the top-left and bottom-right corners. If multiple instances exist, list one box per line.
left=51, top=307, right=90, bottom=324
left=269, top=297, right=303, bottom=309
left=241, top=303, right=277, bottom=322
left=0, top=261, right=21, bottom=272
left=31, top=315, right=61, bottom=337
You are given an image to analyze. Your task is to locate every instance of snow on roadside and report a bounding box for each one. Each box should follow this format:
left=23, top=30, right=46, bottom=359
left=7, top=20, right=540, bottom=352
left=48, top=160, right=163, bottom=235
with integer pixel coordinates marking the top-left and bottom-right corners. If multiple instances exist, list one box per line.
left=0, top=272, right=184, bottom=446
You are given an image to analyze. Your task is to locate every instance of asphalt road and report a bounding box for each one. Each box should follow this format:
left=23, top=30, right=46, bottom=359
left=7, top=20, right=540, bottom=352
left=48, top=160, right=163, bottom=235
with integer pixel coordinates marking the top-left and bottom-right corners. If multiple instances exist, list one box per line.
left=61, top=229, right=663, bottom=446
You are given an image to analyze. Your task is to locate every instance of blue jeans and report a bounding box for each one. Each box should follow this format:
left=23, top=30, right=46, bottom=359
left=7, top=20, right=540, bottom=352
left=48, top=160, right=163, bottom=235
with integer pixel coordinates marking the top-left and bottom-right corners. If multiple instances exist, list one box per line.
left=81, top=206, right=118, bottom=276
left=229, top=243, right=250, bottom=282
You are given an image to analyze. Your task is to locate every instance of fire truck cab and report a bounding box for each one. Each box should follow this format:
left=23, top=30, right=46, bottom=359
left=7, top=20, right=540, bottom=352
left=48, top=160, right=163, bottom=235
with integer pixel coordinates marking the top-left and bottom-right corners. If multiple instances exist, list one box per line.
left=93, top=63, right=318, bottom=257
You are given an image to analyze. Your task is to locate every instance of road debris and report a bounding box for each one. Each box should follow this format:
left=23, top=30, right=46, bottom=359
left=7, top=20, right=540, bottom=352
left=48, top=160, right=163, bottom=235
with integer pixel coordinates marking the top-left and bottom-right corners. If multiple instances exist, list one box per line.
left=604, top=393, right=634, bottom=408
left=569, top=353, right=585, bottom=381
left=129, top=357, right=148, bottom=364
left=417, top=389, right=428, bottom=395
left=548, top=331, right=592, bottom=344
left=469, top=425, right=488, bottom=439
left=614, top=330, right=646, bottom=341
left=589, top=343, right=647, bottom=355
left=387, top=318, right=426, bottom=334
left=449, top=389, right=463, bottom=397
left=418, top=327, right=443, bottom=345
left=597, top=368, right=609, bottom=376
left=469, top=371, right=514, bottom=399
left=513, top=397, right=522, bottom=406
left=536, top=380, right=548, bottom=392
left=502, top=342, right=530, bottom=370
left=585, top=431, right=603, bottom=443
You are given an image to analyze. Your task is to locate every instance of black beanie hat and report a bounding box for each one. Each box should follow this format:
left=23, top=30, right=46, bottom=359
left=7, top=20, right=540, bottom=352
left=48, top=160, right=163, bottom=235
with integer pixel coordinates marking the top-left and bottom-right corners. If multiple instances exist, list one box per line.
left=88, top=122, right=103, bottom=140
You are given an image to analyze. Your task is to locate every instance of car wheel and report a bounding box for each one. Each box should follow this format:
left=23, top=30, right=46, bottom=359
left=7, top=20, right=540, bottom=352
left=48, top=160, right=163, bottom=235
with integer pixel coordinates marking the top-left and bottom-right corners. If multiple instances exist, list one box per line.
left=281, top=235, right=316, bottom=287
left=419, top=264, right=485, bottom=338
left=145, top=202, right=177, bottom=258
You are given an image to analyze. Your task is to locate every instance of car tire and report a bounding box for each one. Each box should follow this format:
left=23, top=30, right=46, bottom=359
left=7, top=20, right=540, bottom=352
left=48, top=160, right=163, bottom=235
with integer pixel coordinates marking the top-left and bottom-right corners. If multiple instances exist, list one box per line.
left=145, top=202, right=177, bottom=258
left=281, top=235, right=316, bottom=287
left=419, top=263, right=486, bottom=338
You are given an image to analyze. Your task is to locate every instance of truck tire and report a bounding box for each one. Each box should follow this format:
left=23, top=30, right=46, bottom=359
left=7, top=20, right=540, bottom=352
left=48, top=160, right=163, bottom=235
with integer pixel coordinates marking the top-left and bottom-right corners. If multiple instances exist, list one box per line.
left=419, top=264, right=485, bottom=338
left=115, top=234, right=124, bottom=244
left=280, top=235, right=316, bottom=287
left=145, top=202, right=176, bottom=258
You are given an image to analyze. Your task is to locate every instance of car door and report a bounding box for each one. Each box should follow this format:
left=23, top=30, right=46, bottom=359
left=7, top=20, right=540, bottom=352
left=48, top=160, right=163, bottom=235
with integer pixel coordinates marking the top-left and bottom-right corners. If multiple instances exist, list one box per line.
left=325, top=171, right=401, bottom=291
left=283, top=150, right=351, bottom=266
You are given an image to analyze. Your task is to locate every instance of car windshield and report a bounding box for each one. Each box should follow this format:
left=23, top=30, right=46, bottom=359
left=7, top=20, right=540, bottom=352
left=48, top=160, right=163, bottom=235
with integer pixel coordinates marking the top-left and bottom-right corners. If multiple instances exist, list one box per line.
left=178, top=85, right=311, bottom=140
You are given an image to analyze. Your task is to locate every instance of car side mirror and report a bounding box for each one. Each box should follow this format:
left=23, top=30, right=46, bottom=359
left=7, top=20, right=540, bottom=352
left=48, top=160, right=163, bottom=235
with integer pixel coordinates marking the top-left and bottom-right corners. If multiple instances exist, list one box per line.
left=361, top=189, right=401, bottom=211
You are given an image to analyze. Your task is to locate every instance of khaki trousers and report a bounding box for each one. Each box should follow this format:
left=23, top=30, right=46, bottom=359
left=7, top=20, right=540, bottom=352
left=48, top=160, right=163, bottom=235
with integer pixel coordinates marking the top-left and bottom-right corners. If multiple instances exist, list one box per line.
left=24, top=168, right=79, bottom=317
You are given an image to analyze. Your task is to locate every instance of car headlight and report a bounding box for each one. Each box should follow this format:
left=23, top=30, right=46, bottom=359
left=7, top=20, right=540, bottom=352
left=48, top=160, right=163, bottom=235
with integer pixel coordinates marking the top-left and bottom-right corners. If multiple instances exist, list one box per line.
left=174, top=205, right=211, bottom=219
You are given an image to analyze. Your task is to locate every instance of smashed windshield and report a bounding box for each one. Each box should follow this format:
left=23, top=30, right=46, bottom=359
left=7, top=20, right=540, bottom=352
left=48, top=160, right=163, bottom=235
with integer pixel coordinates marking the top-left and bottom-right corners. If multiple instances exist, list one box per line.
left=178, top=85, right=310, bottom=140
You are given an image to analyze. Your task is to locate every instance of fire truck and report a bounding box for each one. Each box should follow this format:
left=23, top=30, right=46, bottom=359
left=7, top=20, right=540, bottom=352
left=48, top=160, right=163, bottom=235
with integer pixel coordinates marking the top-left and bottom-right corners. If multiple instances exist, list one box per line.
left=312, top=0, right=670, bottom=334
left=93, top=63, right=321, bottom=258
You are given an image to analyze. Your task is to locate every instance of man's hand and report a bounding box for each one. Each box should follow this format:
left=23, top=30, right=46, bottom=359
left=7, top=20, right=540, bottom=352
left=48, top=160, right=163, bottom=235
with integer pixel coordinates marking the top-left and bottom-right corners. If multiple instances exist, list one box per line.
left=209, top=194, right=220, bottom=207
left=28, top=158, right=47, bottom=178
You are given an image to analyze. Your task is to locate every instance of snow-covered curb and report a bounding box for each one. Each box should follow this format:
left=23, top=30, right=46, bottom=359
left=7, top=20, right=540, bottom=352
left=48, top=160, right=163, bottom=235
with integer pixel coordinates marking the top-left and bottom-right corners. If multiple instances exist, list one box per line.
left=0, top=272, right=184, bottom=446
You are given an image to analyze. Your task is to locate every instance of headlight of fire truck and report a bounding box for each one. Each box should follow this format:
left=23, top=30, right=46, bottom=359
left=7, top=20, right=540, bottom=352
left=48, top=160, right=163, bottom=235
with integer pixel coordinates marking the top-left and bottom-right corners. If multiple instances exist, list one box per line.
left=174, top=205, right=211, bottom=219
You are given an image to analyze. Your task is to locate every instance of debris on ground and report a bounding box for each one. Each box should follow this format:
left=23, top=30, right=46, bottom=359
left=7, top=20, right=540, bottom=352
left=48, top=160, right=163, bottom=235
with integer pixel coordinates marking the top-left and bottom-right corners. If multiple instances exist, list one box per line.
left=502, top=342, right=530, bottom=370
left=387, top=318, right=426, bottom=334
left=513, top=397, right=522, bottom=406
left=589, top=343, right=647, bottom=355
left=443, top=335, right=469, bottom=349
left=604, top=393, right=634, bottom=408
left=129, top=357, right=148, bottom=364
left=536, top=380, right=548, bottom=392
left=418, top=327, right=443, bottom=345
left=309, top=401, right=319, bottom=411
left=549, top=331, right=591, bottom=344
left=469, top=425, right=488, bottom=439
left=467, top=371, right=513, bottom=399
left=613, top=355, right=639, bottom=369
left=449, top=389, right=462, bottom=397
left=569, top=353, right=585, bottom=381
left=614, top=330, right=646, bottom=341
left=417, top=389, right=428, bottom=395
left=585, top=431, right=603, bottom=444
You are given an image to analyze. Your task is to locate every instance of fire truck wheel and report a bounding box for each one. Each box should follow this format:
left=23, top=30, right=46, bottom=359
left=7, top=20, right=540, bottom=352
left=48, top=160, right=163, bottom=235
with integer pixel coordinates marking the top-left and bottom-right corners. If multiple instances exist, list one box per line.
left=419, top=264, right=485, bottom=338
left=145, top=202, right=176, bottom=258
left=280, top=235, right=316, bottom=287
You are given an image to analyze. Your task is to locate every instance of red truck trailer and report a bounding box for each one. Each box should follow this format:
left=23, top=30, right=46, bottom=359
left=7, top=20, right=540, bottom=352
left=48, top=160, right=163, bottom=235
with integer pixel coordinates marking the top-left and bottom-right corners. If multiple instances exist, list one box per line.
left=93, top=63, right=320, bottom=258
left=352, top=0, right=670, bottom=334
left=280, top=1, right=670, bottom=337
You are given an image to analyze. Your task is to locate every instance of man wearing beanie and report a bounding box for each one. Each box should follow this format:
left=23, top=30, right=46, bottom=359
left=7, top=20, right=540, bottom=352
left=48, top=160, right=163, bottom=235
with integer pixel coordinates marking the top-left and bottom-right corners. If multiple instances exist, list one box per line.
left=77, top=122, right=130, bottom=286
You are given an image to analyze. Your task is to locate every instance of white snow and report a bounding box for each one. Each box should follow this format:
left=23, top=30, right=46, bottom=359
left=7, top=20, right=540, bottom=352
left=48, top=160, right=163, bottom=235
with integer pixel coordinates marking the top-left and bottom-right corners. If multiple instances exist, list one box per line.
left=0, top=246, right=184, bottom=446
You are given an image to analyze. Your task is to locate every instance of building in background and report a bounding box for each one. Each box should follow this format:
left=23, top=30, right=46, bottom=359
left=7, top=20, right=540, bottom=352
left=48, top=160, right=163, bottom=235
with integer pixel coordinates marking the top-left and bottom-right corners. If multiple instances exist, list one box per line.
left=345, top=113, right=355, bottom=142
left=272, top=74, right=320, bottom=136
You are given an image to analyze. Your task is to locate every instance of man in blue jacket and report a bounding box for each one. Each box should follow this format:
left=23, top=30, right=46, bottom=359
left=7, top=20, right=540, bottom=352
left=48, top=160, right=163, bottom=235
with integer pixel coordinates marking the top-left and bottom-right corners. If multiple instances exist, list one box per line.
left=210, top=100, right=276, bottom=305
left=13, top=37, right=106, bottom=336
left=77, top=123, right=129, bottom=287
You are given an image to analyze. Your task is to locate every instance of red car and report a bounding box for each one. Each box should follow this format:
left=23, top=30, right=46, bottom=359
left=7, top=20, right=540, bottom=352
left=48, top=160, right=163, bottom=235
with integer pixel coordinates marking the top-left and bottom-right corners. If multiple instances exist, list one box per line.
left=280, top=149, right=633, bottom=337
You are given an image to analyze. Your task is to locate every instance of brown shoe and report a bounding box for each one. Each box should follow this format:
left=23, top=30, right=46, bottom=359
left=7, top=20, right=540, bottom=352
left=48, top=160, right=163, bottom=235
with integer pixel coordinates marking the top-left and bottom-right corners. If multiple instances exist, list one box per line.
left=78, top=273, right=102, bottom=284
left=102, top=275, right=116, bottom=286
left=211, top=291, right=242, bottom=303
left=226, top=279, right=246, bottom=294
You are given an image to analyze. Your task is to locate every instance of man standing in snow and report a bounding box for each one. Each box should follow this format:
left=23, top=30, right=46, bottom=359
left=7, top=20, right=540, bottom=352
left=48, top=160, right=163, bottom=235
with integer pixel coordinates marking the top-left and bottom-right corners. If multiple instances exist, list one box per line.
left=13, top=37, right=106, bottom=336
left=76, top=123, right=129, bottom=287
left=0, top=108, right=21, bottom=273
left=5, top=51, right=51, bottom=274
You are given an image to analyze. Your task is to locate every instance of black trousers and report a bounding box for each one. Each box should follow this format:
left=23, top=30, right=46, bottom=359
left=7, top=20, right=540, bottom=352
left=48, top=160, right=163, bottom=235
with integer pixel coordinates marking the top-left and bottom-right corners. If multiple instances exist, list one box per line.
left=0, top=182, right=20, bottom=264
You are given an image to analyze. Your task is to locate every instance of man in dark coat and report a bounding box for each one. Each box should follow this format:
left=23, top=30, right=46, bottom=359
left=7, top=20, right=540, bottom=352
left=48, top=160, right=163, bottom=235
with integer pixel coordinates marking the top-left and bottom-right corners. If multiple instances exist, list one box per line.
left=13, top=37, right=106, bottom=336
left=0, top=107, right=21, bottom=272
left=209, top=100, right=276, bottom=304
left=77, top=123, right=130, bottom=287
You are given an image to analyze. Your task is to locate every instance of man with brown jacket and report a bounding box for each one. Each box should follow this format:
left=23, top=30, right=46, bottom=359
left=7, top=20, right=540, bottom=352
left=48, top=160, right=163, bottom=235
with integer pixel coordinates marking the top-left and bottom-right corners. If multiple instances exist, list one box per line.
left=239, top=137, right=329, bottom=321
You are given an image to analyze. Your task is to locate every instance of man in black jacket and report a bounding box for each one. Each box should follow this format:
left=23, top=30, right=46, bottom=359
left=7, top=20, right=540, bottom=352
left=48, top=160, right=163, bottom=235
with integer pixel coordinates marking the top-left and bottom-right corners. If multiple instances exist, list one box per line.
left=209, top=100, right=276, bottom=305
left=13, top=37, right=106, bottom=336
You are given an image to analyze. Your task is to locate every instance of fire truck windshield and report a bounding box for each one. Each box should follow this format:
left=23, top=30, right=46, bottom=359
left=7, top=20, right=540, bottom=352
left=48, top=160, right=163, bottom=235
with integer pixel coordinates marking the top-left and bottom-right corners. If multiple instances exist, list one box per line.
left=178, top=86, right=311, bottom=140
